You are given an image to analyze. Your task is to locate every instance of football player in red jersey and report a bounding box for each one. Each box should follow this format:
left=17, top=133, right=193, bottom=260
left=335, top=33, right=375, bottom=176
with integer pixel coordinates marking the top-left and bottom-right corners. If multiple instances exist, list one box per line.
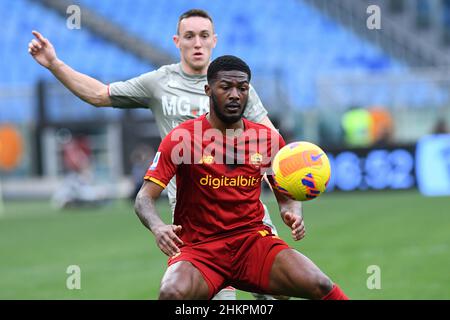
left=29, top=9, right=279, bottom=300
left=135, top=55, right=348, bottom=300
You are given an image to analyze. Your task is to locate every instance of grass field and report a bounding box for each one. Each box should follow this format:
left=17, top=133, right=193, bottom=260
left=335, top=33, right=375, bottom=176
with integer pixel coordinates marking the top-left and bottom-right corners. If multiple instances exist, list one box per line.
left=1, top=190, right=449, bottom=300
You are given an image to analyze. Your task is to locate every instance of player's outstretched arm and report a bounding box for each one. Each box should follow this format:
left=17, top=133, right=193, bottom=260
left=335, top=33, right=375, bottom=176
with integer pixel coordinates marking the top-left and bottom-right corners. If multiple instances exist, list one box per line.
left=28, top=30, right=111, bottom=107
left=134, top=181, right=184, bottom=257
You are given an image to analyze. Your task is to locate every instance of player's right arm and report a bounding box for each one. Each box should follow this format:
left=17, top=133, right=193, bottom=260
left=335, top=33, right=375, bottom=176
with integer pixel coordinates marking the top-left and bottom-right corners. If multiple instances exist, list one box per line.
left=28, top=30, right=111, bottom=107
left=134, top=129, right=185, bottom=256
left=135, top=181, right=183, bottom=257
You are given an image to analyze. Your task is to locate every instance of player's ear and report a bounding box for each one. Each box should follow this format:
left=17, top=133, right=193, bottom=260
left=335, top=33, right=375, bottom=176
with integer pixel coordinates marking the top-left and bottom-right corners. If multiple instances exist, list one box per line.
left=212, top=33, right=218, bottom=48
left=173, top=35, right=180, bottom=48
left=205, top=84, right=211, bottom=97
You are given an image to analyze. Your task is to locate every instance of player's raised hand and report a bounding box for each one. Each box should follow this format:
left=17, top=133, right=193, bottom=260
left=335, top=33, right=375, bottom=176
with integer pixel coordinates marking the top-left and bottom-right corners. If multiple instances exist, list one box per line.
left=283, top=211, right=306, bottom=241
left=153, top=224, right=184, bottom=257
left=28, top=30, right=58, bottom=69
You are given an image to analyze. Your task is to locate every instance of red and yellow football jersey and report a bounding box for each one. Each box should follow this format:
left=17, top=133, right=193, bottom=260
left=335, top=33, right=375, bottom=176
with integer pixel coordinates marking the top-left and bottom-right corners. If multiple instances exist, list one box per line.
left=144, top=115, right=285, bottom=244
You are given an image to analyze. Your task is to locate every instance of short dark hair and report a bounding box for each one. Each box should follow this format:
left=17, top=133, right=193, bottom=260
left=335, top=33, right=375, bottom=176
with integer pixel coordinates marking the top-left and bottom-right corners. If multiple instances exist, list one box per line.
left=177, top=9, right=214, bottom=34
left=207, top=55, right=251, bottom=84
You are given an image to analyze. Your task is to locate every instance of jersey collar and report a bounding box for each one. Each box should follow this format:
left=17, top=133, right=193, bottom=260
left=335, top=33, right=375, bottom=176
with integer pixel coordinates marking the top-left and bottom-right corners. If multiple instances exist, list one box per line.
left=178, top=63, right=207, bottom=81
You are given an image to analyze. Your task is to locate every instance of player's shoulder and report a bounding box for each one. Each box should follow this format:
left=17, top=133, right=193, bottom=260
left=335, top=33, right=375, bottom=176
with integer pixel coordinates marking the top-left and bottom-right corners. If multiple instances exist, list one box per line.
left=244, top=118, right=275, bottom=133
left=137, top=63, right=179, bottom=80
left=157, top=63, right=182, bottom=76
left=177, top=117, right=200, bottom=130
left=244, top=119, right=284, bottom=142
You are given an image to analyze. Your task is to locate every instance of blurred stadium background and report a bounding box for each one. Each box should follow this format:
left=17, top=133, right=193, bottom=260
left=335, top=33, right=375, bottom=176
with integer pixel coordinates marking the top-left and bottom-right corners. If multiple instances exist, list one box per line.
left=0, top=0, right=449, bottom=299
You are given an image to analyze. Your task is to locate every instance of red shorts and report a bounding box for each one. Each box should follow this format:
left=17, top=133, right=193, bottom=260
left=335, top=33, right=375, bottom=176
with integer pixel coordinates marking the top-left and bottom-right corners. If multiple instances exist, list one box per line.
left=167, top=226, right=290, bottom=299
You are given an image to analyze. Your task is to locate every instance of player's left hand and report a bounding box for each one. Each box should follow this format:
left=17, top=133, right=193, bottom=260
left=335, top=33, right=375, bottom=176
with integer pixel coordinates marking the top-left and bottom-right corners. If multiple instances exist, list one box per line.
left=282, top=211, right=305, bottom=241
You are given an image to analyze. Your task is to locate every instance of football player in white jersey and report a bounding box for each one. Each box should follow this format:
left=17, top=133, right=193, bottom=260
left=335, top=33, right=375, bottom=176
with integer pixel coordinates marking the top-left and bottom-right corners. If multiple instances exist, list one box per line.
left=29, top=8, right=288, bottom=300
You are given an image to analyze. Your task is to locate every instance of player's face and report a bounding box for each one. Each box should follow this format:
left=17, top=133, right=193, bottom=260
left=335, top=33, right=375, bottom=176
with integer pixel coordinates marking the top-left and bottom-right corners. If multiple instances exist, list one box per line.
left=206, top=70, right=250, bottom=124
left=173, top=17, right=217, bottom=74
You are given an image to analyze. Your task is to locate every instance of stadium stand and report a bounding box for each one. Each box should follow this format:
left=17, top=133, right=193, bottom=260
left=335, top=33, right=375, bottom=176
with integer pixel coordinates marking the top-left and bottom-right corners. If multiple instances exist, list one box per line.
left=0, top=0, right=154, bottom=122
left=77, top=0, right=404, bottom=107
left=1, top=0, right=448, bottom=123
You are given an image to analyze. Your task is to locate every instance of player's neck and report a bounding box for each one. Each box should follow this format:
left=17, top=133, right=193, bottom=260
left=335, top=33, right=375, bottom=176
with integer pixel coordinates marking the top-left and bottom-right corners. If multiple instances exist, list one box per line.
left=180, top=61, right=208, bottom=76
left=206, top=113, right=244, bottom=134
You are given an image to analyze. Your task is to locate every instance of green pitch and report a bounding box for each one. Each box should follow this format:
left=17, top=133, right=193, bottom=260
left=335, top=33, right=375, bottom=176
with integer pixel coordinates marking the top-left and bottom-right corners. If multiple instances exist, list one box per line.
left=1, top=190, right=449, bottom=299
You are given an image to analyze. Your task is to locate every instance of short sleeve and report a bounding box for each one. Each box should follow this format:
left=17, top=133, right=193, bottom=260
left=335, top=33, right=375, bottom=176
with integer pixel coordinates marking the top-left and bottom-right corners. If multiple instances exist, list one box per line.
left=109, top=71, right=157, bottom=108
left=143, top=134, right=179, bottom=189
left=243, top=85, right=268, bottom=123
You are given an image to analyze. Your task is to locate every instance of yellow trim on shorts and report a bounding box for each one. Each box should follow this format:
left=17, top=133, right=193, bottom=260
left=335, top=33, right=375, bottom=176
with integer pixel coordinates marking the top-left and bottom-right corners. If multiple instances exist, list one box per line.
left=144, top=176, right=167, bottom=189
